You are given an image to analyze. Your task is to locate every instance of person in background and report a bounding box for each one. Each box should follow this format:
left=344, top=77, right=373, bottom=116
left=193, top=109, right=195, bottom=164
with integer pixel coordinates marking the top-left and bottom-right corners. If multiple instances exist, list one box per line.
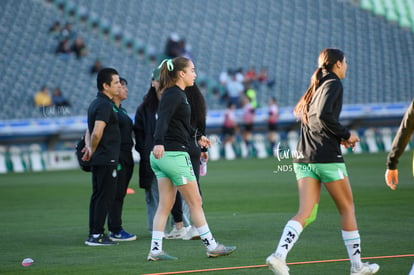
left=107, top=77, right=136, bottom=242
left=267, top=96, right=279, bottom=154
left=82, top=68, right=121, bottom=246
left=265, top=48, right=379, bottom=275
left=90, top=59, right=103, bottom=75
left=385, top=98, right=414, bottom=190
left=71, top=37, right=88, bottom=59
left=244, top=82, right=257, bottom=109
left=166, top=84, right=207, bottom=240
left=48, top=20, right=61, bottom=39
left=222, top=102, right=238, bottom=156
left=134, top=68, right=163, bottom=233
left=134, top=67, right=193, bottom=238
left=241, top=95, right=255, bottom=157
left=51, top=87, right=71, bottom=107
left=34, top=85, right=53, bottom=112
left=148, top=57, right=236, bottom=260
left=55, top=37, right=71, bottom=57
left=184, top=83, right=208, bottom=194
left=225, top=72, right=244, bottom=108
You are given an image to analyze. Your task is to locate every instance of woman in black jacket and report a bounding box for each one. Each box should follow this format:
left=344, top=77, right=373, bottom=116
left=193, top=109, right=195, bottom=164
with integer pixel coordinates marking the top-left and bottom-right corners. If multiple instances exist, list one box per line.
left=266, top=49, right=379, bottom=275
left=148, top=57, right=235, bottom=260
left=166, top=84, right=208, bottom=240
left=134, top=69, right=163, bottom=233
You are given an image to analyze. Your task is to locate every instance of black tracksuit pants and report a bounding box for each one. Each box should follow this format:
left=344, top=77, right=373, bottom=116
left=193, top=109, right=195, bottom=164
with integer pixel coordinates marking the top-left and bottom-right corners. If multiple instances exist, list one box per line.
left=89, top=165, right=117, bottom=235
left=108, top=151, right=134, bottom=234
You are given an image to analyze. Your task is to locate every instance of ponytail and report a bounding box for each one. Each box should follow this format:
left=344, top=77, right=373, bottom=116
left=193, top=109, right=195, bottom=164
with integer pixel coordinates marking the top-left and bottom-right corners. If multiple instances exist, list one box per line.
left=294, top=48, right=344, bottom=124
left=294, top=67, right=323, bottom=124
left=158, top=57, right=190, bottom=92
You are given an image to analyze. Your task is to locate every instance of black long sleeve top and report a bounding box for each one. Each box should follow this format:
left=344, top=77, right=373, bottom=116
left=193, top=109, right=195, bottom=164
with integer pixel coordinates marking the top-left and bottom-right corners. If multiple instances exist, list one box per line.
left=133, top=103, right=157, bottom=189
left=294, top=72, right=350, bottom=163
left=114, top=104, right=134, bottom=153
left=154, top=85, right=191, bottom=152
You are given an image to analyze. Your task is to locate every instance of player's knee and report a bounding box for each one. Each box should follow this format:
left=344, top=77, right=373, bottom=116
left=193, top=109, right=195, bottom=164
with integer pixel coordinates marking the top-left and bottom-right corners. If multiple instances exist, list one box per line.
left=304, top=203, right=319, bottom=228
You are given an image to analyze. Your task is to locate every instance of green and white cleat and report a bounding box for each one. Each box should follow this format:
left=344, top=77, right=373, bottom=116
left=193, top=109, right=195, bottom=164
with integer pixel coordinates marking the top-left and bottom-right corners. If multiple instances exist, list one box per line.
left=206, top=243, right=236, bottom=258
left=147, top=251, right=178, bottom=261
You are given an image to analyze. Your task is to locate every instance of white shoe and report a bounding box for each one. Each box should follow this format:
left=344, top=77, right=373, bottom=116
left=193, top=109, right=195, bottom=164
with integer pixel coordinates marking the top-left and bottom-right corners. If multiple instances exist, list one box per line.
left=206, top=243, right=236, bottom=257
left=182, top=226, right=200, bottom=240
left=266, top=254, right=289, bottom=275
left=351, top=262, right=380, bottom=275
left=165, top=226, right=187, bottom=239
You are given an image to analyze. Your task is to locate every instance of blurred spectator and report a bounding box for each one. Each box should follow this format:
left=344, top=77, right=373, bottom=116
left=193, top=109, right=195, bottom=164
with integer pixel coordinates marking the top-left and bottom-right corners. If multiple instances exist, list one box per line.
left=60, top=22, right=76, bottom=40
left=164, top=32, right=181, bottom=58
left=235, top=67, right=245, bottom=83
left=244, top=66, right=258, bottom=84
left=257, top=67, right=268, bottom=84
left=52, top=87, right=71, bottom=107
left=55, top=37, right=71, bottom=56
left=219, top=68, right=232, bottom=86
left=178, top=38, right=193, bottom=60
left=267, top=96, right=279, bottom=153
left=48, top=21, right=61, bottom=39
left=225, top=72, right=245, bottom=107
left=241, top=95, right=255, bottom=157
left=222, top=102, right=238, bottom=148
left=71, top=37, right=87, bottom=59
left=258, top=67, right=275, bottom=88
left=245, top=82, right=258, bottom=109
left=90, top=59, right=103, bottom=75
left=34, top=85, right=52, bottom=108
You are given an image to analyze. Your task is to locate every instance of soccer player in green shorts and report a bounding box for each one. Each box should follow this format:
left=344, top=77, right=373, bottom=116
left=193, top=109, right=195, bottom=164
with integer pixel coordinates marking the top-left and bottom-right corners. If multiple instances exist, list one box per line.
left=147, top=57, right=236, bottom=261
left=266, top=49, right=379, bottom=275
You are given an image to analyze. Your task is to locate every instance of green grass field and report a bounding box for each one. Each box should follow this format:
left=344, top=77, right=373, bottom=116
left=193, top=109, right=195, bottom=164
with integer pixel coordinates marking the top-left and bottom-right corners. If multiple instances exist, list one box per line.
left=1, top=152, right=413, bottom=275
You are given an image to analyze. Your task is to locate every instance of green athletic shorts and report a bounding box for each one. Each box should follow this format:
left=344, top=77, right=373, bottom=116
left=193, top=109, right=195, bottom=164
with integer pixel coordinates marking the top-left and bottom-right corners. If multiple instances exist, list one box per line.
left=293, top=163, right=348, bottom=183
left=150, top=151, right=196, bottom=186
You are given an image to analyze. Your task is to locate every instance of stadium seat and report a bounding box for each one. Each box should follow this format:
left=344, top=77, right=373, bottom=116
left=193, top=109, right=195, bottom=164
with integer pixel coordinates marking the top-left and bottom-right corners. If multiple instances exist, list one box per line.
left=361, top=0, right=373, bottom=10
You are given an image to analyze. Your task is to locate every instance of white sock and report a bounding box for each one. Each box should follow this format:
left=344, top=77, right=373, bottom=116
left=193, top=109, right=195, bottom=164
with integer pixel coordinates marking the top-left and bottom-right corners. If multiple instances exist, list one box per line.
left=274, top=220, right=303, bottom=261
left=197, top=224, right=218, bottom=251
left=342, top=230, right=362, bottom=270
left=150, top=231, right=164, bottom=254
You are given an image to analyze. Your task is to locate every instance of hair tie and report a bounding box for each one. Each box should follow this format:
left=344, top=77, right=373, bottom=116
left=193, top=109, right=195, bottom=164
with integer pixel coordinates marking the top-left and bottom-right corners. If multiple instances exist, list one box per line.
left=158, top=59, right=174, bottom=71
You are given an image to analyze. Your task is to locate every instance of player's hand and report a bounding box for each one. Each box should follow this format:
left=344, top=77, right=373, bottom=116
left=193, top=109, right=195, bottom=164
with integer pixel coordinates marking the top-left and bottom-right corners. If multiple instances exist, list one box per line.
left=81, top=146, right=92, bottom=161
left=152, top=145, right=165, bottom=159
left=198, top=135, right=211, bottom=148
left=385, top=169, right=398, bottom=190
left=341, top=133, right=360, bottom=151
left=341, top=140, right=352, bottom=149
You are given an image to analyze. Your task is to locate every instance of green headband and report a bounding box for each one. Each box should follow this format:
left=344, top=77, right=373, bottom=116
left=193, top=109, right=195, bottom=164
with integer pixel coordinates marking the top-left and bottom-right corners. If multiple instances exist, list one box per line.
left=158, top=59, right=174, bottom=71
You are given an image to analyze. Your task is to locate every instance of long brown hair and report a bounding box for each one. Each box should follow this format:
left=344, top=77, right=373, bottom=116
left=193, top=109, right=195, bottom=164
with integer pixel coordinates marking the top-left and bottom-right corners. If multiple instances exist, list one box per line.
left=185, top=84, right=207, bottom=130
left=294, top=48, right=344, bottom=124
left=138, top=84, right=159, bottom=113
left=158, top=57, right=191, bottom=92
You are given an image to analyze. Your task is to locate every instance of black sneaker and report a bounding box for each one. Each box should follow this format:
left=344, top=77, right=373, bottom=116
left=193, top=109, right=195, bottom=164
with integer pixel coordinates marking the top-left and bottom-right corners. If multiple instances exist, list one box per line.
left=85, top=234, right=118, bottom=246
